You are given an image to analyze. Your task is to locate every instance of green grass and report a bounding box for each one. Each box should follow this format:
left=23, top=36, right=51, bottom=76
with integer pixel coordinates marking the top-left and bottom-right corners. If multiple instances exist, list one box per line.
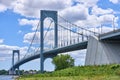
left=18, top=64, right=120, bottom=80
left=18, top=76, right=120, bottom=80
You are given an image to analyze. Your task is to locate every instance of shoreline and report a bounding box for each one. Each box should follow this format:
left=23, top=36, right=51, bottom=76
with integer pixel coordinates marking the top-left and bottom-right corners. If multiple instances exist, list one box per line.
left=12, top=75, right=19, bottom=80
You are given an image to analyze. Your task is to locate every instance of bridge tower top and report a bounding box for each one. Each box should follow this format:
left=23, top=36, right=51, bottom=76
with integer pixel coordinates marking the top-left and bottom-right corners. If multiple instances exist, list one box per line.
left=40, top=10, right=57, bottom=22
left=12, top=50, right=20, bottom=65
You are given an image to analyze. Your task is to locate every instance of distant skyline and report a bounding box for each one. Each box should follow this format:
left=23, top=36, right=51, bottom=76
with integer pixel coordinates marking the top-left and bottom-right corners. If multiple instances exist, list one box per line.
left=0, top=0, right=120, bottom=71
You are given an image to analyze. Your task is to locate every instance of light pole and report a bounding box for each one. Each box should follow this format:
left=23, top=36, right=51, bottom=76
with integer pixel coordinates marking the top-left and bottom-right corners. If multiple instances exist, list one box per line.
left=112, top=17, right=115, bottom=31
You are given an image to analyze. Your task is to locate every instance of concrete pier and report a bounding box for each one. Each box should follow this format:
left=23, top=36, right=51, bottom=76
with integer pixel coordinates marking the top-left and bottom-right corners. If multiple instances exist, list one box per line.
left=85, top=36, right=120, bottom=65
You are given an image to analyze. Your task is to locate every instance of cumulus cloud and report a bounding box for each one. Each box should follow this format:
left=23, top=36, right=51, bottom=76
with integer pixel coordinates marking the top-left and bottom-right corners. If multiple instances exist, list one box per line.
left=99, top=14, right=118, bottom=26
left=0, top=0, right=13, bottom=6
left=0, top=44, right=28, bottom=61
left=23, top=32, right=40, bottom=44
left=92, top=6, right=114, bottom=15
left=0, top=0, right=14, bottom=12
left=12, top=0, right=72, bottom=18
left=68, top=50, right=86, bottom=58
left=1, top=0, right=118, bottom=31
left=18, top=18, right=39, bottom=31
left=109, top=0, right=120, bottom=4
left=75, top=15, right=99, bottom=28
left=60, top=4, right=88, bottom=22
left=75, top=0, right=99, bottom=7
left=75, top=14, right=118, bottom=30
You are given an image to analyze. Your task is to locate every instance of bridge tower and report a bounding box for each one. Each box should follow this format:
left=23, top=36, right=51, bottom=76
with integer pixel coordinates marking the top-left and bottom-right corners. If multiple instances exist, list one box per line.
left=11, top=50, right=20, bottom=75
left=40, top=10, right=58, bottom=73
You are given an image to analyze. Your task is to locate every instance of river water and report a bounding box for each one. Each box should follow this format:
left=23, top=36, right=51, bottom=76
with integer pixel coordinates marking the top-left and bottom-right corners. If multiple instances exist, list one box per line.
left=0, top=75, right=15, bottom=80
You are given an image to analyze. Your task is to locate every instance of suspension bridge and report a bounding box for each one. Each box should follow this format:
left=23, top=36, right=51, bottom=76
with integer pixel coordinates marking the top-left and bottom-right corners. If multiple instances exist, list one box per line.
left=9, top=10, right=120, bottom=74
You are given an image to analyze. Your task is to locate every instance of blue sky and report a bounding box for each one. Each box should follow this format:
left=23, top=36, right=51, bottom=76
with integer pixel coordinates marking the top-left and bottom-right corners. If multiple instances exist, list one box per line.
left=0, top=0, right=120, bottom=71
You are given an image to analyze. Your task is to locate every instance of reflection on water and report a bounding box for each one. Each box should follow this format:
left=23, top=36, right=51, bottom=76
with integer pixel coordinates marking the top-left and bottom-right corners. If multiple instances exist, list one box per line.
left=0, top=75, right=14, bottom=80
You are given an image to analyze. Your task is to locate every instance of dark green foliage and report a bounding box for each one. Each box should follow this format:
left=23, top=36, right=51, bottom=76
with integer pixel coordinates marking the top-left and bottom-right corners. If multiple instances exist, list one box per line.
left=0, top=70, right=8, bottom=75
left=110, top=64, right=120, bottom=70
left=52, top=54, right=74, bottom=70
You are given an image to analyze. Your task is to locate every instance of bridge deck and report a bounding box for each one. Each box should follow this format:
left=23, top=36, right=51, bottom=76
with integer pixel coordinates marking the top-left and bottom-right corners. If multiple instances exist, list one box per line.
left=10, top=41, right=87, bottom=69
left=99, top=29, right=120, bottom=40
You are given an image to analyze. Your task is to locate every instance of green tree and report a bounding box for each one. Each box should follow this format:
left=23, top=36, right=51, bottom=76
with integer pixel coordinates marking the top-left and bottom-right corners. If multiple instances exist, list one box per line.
left=52, top=54, right=74, bottom=70
left=0, top=69, right=8, bottom=75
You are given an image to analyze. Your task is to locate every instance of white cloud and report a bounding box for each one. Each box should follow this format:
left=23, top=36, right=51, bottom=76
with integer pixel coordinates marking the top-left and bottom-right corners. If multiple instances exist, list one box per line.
left=0, top=44, right=28, bottom=61
left=0, top=0, right=14, bottom=12
left=23, top=32, right=40, bottom=44
left=12, top=0, right=72, bottom=18
left=75, top=15, right=100, bottom=28
left=19, top=17, right=55, bottom=31
left=74, top=14, right=119, bottom=31
left=92, top=6, right=114, bottom=15
left=1, top=0, right=118, bottom=33
left=109, top=0, right=120, bottom=4
left=75, top=0, right=99, bottom=7
left=18, top=18, right=39, bottom=31
left=100, top=26, right=113, bottom=33
left=68, top=50, right=86, bottom=58
left=0, top=0, right=13, bottom=6
left=0, top=4, right=7, bottom=12
left=98, top=14, right=118, bottom=26
left=0, top=45, right=22, bottom=54
left=18, top=30, right=23, bottom=34
left=60, top=4, right=89, bottom=22
left=0, top=39, right=4, bottom=44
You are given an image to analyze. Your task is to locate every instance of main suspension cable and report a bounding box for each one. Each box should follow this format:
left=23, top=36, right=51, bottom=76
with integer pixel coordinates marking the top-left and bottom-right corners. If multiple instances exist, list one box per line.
left=58, top=15, right=99, bottom=35
left=23, top=22, right=39, bottom=58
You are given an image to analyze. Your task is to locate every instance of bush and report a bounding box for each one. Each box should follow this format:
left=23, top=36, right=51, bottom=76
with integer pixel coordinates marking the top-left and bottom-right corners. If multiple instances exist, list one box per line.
left=52, top=54, right=74, bottom=70
left=110, top=64, right=120, bottom=70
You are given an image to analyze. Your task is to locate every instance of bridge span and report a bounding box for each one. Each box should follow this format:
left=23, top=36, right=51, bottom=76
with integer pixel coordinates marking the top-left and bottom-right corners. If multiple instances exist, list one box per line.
left=10, top=41, right=87, bottom=71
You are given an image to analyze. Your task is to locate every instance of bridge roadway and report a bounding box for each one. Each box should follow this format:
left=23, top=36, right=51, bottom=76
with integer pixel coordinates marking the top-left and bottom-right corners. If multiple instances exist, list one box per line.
left=99, top=29, right=120, bottom=40
left=10, top=29, right=120, bottom=70
left=10, top=41, right=87, bottom=70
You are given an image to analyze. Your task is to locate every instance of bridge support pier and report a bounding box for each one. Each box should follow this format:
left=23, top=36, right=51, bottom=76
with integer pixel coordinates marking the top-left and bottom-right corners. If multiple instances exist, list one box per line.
left=9, top=69, right=16, bottom=75
left=17, top=67, right=20, bottom=75
left=11, top=50, right=20, bottom=75
left=85, top=36, right=120, bottom=65
left=40, top=54, right=45, bottom=73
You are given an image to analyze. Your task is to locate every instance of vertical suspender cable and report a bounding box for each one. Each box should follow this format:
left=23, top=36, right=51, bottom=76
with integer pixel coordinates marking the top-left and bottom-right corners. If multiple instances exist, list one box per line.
left=70, top=23, right=72, bottom=44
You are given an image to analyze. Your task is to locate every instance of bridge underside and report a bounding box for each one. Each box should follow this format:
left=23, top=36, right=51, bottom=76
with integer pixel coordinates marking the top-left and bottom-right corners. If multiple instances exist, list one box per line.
left=85, top=36, right=120, bottom=65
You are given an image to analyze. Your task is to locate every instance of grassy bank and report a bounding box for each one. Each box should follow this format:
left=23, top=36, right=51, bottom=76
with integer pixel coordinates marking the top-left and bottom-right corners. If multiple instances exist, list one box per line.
left=18, top=64, right=120, bottom=80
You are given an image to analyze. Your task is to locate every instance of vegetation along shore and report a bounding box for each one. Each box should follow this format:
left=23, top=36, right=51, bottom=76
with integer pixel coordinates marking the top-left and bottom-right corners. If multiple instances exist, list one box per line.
left=18, top=64, right=120, bottom=80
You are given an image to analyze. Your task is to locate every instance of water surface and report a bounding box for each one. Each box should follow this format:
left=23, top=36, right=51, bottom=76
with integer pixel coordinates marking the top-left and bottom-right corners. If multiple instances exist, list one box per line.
left=0, top=75, right=14, bottom=80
